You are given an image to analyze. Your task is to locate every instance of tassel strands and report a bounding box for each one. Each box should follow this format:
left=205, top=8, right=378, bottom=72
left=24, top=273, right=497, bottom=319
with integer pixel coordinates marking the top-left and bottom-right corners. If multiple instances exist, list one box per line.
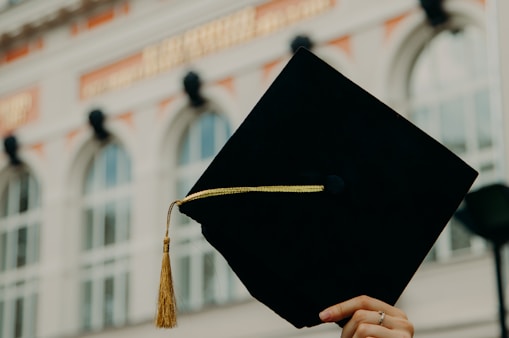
left=155, top=201, right=180, bottom=328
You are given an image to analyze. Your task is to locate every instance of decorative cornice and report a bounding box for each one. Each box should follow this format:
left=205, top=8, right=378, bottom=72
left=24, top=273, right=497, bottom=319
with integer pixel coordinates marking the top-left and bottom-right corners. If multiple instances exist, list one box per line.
left=0, top=0, right=118, bottom=50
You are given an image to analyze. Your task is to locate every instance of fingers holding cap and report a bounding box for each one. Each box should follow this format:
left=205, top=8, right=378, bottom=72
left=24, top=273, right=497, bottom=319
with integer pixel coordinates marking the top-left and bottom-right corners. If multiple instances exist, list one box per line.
left=318, top=295, right=406, bottom=323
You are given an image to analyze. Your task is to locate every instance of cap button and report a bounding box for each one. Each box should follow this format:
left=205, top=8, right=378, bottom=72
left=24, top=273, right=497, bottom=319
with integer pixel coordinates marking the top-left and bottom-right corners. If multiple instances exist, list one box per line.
left=324, top=175, right=345, bottom=196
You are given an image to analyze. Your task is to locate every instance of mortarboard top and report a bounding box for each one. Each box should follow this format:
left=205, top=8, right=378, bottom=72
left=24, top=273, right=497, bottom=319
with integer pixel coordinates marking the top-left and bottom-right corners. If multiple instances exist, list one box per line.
left=156, top=48, right=478, bottom=329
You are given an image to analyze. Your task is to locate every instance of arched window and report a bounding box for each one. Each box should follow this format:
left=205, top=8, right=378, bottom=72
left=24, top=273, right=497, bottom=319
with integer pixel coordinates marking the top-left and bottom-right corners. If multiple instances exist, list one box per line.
left=408, top=25, right=499, bottom=260
left=80, top=142, right=132, bottom=331
left=173, top=111, right=237, bottom=311
left=0, top=168, right=40, bottom=338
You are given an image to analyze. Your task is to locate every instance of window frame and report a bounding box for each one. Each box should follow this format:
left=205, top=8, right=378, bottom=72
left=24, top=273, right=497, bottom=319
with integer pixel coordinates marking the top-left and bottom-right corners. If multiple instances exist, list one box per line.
left=405, top=21, right=501, bottom=262
left=0, top=167, right=40, bottom=338
left=78, top=141, right=132, bottom=331
left=172, top=109, right=244, bottom=312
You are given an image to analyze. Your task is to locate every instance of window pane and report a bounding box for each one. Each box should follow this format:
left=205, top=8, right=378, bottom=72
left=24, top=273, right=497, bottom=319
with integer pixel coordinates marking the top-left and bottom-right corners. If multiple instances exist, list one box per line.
left=105, top=144, right=119, bottom=188
left=0, top=187, right=7, bottom=217
left=450, top=219, right=472, bottom=251
left=178, top=256, right=190, bottom=310
left=435, top=31, right=470, bottom=89
left=178, top=132, right=191, bottom=165
left=218, top=114, right=231, bottom=142
left=85, top=143, right=131, bottom=193
left=81, top=281, right=92, bottom=330
left=18, top=173, right=29, bottom=213
left=84, top=163, right=95, bottom=194
left=480, top=162, right=495, bottom=176
left=124, top=272, right=129, bottom=321
left=475, top=89, right=493, bottom=149
left=27, top=294, right=37, bottom=338
left=28, top=175, right=39, bottom=209
left=203, top=252, right=215, bottom=305
left=16, top=227, right=27, bottom=268
left=104, top=202, right=116, bottom=246
left=28, top=223, right=40, bottom=265
left=200, top=113, right=216, bottom=159
left=464, top=27, right=489, bottom=77
left=116, top=145, right=131, bottom=185
left=14, top=298, right=23, bottom=338
left=104, top=277, right=114, bottom=327
left=0, top=232, right=6, bottom=272
left=118, top=199, right=131, bottom=242
left=84, top=209, right=94, bottom=250
left=3, top=184, right=12, bottom=217
left=440, top=99, right=466, bottom=153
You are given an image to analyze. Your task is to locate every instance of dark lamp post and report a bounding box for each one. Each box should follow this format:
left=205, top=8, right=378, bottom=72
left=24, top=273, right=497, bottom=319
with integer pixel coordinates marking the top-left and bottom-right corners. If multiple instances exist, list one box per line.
left=3, top=135, right=22, bottom=166
left=183, top=71, right=206, bottom=107
left=88, top=109, right=110, bottom=141
left=419, top=0, right=449, bottom=27
left=455, top=183, right=509, bottom=338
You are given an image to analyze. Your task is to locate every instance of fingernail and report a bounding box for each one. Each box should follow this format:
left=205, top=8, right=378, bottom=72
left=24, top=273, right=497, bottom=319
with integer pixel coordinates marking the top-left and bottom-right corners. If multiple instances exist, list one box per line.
left=319, top=310, right=331, bottom=321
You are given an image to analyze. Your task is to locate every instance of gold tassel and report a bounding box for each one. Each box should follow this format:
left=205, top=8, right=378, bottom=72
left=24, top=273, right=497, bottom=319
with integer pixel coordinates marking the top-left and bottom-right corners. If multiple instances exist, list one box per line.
left=155, top=201, right=179, bottom=328
left=155, top=186, right=324, bottom=328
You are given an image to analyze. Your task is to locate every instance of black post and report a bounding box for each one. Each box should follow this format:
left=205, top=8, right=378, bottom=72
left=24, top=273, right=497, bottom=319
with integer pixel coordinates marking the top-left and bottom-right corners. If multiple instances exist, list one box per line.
left=494, top=242, right=508, bottom=338
left=455, top=184, right=509, bottom=338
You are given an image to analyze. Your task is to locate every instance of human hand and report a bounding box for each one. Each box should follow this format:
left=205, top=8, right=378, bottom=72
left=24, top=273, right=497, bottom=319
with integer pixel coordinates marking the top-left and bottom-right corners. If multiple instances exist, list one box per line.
left=319, top=295, right=414, bottom=338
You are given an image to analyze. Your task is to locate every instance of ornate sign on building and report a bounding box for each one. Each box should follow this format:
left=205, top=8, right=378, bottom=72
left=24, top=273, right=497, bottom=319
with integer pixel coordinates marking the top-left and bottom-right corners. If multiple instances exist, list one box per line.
left=80, top=0, right=335, bottom=99
left=0, top=87, right=38, bottom=135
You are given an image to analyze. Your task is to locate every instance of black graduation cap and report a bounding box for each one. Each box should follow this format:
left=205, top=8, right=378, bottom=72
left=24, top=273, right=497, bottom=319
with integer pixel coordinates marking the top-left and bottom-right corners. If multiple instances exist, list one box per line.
left=155, top=48, right=478, bottom=329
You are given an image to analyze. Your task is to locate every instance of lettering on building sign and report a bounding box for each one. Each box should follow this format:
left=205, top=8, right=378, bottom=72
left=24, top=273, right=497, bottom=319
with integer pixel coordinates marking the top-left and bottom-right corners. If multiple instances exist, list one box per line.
left=0, top=88, right=38, bottom=134
left=80, top=0, right=335, bottom=99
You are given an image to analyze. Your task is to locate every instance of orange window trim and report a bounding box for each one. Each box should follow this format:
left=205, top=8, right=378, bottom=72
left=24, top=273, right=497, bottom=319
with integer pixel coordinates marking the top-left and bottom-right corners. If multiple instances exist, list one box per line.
left=384, top=12, right=410, bottom=42
left=328, top=35, right=352, bottom=59
left=5, top=44, right=30, bottom=63
left=87, top=8, right=115, bottom=30
left=216, top=77, right=235, bottom=97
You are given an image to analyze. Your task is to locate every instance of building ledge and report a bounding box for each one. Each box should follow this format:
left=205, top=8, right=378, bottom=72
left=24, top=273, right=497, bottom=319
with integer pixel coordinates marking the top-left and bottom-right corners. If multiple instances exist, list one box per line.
left=0, top=0, right=118, bottom=50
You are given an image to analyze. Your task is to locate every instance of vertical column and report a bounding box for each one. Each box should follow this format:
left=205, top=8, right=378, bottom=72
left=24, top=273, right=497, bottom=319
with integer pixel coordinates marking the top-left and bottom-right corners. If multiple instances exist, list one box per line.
left=488, top=0, right=509, bottom=181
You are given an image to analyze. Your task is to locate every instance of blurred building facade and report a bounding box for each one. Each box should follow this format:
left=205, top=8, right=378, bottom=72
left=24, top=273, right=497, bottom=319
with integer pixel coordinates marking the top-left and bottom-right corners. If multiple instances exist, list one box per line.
left=0, top=0, right=507, bottom=337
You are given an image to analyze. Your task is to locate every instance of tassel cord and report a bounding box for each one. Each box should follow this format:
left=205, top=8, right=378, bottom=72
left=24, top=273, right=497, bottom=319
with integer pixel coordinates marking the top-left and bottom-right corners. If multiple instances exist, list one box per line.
left=166, top=200, right=182, bottom=238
